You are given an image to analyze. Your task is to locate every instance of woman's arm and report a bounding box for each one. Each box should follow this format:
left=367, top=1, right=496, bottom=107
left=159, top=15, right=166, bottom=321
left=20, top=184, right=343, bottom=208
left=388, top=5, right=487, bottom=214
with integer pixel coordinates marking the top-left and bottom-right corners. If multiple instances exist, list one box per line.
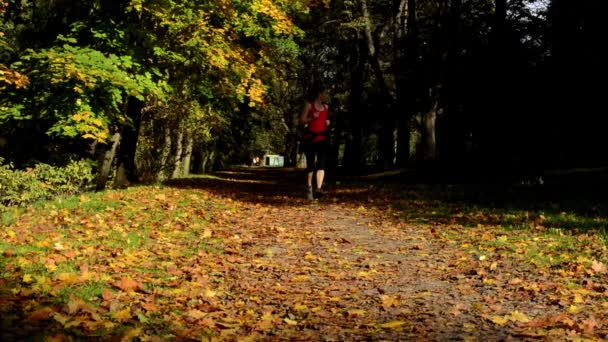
left=299, top=102, right=311, bottom=126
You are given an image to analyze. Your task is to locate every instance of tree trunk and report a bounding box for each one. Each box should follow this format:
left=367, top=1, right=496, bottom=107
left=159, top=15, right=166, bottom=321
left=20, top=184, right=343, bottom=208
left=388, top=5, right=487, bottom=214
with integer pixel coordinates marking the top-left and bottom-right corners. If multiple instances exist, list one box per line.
left=201, top=150, right=215, bottom=174
left=114, top=97, right=144, bottom=188
left=423, top=86, right=440, bottom=161
left=361, top=0, right=395, bottom=168
left=171, top=128, right=184, bottom=179
left=157, top=126, right=172, bottom=180
left=181, top=135, right=194, bottom=177
left=395, top=0, right=417, bottom=166
left=343, top=40, right=367, bottom=172
left=96, top=132, right=121, bottom=191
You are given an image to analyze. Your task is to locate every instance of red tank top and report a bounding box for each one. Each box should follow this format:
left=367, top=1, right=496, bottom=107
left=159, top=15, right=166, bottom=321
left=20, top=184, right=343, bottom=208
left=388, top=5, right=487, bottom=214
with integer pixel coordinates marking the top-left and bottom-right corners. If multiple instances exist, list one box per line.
left=305, top=102, right=328, bottom=142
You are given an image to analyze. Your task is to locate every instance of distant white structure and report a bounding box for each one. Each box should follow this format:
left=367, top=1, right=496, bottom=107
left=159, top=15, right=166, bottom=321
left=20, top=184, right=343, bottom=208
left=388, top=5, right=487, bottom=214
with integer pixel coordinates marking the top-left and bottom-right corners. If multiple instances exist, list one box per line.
left=263, top=154, right=284, bottom=167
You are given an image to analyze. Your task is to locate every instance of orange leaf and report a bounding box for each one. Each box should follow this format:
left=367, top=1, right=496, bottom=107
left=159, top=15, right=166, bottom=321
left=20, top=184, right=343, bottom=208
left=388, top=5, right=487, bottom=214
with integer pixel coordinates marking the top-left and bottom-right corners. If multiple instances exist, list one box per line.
left=102, top=289, right=114, bottom=301
left=114, top=277, right=141, bottom=292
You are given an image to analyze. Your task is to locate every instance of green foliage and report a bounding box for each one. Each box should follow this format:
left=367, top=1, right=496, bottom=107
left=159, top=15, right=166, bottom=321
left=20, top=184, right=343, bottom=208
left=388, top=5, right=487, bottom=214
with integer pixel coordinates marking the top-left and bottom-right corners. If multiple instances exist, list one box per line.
left=1, top=44, right=168, bottom=142
left=0, top=158, right=95, bottom=207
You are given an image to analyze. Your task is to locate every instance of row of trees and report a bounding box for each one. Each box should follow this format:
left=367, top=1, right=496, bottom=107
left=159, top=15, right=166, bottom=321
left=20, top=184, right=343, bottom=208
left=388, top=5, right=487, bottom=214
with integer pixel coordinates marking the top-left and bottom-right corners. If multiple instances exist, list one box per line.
left=1, top=0, right=310, bottom=188
left=2, top=0, right=606, bottom=187
left=292, top=0, right=605, bottom=176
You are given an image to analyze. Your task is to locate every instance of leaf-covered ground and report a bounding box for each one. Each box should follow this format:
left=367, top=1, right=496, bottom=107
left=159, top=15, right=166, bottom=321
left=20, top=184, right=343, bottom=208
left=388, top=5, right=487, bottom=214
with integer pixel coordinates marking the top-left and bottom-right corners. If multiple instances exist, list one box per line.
left=1, top=168, right=608, bottom=341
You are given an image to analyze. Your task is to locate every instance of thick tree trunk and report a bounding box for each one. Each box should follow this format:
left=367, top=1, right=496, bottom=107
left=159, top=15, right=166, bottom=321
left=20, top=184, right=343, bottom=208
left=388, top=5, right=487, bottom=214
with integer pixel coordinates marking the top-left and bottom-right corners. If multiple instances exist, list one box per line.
left=96, top=132, right=121, bottom=191
left=114, top=97, right=144, bottom=188
left=395, top=0, right=417, bottom=166
left=343, top=41, right=367, bottom=172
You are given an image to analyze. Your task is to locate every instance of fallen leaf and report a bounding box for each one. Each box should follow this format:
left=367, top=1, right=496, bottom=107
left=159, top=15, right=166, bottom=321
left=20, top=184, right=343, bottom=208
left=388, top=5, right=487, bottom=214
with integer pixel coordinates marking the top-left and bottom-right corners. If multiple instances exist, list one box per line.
left=294, top=303, right=308, bottom=312
left=379, top=321, right=407, bottom=329
left=490, top=315, right=510, bottom=326
left=23, top=274, right=34, bottom=284
left=28, top=307, right=54, bottom=321
left=284, top=318, right=298, bottom=325
left=509, top=311, right=530, bottom=323
left=187, top=309, right=207, bottom=320
left=347, top=309, right=366, bottom=317
left=591, top=260, right=606, bottom=273
left=380, top=295, right=401, bottom=309
left=114, top=277, right=141, bottom=292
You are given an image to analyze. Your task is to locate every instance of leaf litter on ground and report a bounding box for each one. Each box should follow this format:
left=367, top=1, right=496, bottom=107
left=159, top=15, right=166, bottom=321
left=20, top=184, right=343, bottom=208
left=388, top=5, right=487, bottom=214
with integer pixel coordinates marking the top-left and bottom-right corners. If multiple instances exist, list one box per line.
left=1, top=169, right=607, bottom=340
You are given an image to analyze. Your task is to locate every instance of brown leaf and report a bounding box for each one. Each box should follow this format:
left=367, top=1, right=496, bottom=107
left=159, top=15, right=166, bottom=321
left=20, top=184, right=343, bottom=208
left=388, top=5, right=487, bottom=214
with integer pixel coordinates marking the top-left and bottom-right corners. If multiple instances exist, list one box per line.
left=114, top=277, right=141, bottom=292
left=28, top=307, right=54, bottom=322
left=142, top=302, right=161, bottom=313
left=580, top=317, right=600, bottom=334
left=102, top=289, right=114, bottom=301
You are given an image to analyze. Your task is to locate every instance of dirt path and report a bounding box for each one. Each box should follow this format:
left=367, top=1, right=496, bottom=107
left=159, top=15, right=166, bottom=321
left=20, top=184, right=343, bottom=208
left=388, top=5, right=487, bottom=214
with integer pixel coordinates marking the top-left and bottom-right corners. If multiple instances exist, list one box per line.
left=190, top=171, right=511, bottom=340
left=182, top=169, right=607, bottom=341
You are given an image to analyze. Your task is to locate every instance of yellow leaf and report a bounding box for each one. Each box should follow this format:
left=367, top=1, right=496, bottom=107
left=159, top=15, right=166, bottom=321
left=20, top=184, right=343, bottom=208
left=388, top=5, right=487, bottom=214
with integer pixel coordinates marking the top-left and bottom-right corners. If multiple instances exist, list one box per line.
left=203, top=228, right=212, bottom=238
left=347, top=309, right=366, bottom=317
left=509, top=311, right=530, bottom=323
left=380, top=295, right=401, bottom=308
left=113, top=307, right=132, bottom=322
left=294, top=303, right=308, bottom=312
left=490, top=315, right=510, bottom=326
left=284, top=318, right=298, bottom=326
left=205, top=288, right=217, bottom=298
left=56, top=273, right=79, bottom=285
left=358, top=271, right=370, bottom=278
left=490, top=262, right=498, bottom=271
left=415, top=291, right=432, bottom=298
left=7, top=230, right=16, bottom=238
left=291, top=275, right=309, bottom=282
left=568, top=305, right=582, bottom=314
left=379, top=320, right=407, bottom=329
left=23, top=274, right=34, bottom=284
left=573, top=294, right=584, bottom=304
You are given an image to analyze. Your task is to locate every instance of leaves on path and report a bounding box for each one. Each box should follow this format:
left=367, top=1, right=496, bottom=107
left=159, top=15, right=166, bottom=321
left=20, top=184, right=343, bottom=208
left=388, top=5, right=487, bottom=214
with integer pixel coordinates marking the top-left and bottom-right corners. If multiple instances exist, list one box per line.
left=1, top=170, right=607, bottom=340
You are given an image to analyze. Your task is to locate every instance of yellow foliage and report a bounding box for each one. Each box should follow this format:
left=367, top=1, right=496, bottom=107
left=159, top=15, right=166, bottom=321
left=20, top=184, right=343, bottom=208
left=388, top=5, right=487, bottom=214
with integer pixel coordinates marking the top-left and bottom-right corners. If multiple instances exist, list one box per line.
left=251, top=0, right=295, bottom=35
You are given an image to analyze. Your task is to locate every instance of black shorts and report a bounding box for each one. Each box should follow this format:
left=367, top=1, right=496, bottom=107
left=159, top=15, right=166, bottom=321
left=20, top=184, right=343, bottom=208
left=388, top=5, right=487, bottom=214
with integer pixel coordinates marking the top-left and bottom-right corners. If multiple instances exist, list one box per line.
left=302, top=139, right=329, bottom=172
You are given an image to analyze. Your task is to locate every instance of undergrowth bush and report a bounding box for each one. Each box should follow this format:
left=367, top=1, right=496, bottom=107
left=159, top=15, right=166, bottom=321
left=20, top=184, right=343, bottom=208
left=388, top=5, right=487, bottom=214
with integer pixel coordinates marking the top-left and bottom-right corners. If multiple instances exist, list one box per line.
left=0, top=158, right=95, bottom=207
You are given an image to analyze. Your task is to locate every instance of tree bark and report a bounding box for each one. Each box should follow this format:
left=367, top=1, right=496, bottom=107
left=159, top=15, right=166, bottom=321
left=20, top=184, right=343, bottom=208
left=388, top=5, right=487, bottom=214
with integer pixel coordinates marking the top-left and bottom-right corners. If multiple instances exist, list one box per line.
left=114, top=97, right=144, bottom=188
left=171, top=128, right=184, bottom=179
left=96, top=132, right=121, bottom=191
left=157, top=126, right=172, bottom=180
left=423, top=86, right=440, bottom=161
left=395, top=0, right=417, bottom=166
left=343, top=40, right=367, bottom=172
left=181, top=135, right=193, bottom=177
left=361, top=0, right=396, bottom=168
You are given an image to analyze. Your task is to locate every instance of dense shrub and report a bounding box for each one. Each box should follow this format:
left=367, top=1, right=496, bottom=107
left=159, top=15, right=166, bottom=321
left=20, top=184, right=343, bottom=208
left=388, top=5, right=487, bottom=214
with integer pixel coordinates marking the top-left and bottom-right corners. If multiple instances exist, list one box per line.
left=0, top=158, right=94, bottom=207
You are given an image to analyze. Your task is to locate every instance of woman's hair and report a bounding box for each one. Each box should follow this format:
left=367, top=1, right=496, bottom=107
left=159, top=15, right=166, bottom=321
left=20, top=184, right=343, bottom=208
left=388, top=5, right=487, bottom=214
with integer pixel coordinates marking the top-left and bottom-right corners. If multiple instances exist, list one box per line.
left=306, top=83, right=327, bottom=102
